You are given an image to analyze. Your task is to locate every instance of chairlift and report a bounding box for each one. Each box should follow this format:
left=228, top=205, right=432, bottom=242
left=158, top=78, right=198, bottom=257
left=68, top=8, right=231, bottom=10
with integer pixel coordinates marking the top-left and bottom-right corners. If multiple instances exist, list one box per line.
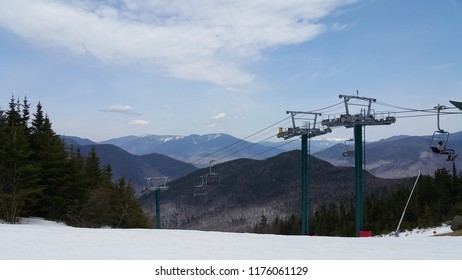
left=193, top=160, right=222, bottom=196
left=205, top=172, right=221, bottom=187
left=205, top=160, right=222, bottom=187
left=429, top=105, right=458, bottom=161
left=342, top=138, right=355, bottom=157
left=193, top=175, right=207, bottom=196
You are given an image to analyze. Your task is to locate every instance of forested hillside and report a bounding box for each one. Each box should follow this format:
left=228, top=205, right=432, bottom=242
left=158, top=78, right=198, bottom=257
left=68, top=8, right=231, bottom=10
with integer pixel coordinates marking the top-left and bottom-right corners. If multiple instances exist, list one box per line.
left=0, top=96, right=149, bottom=228
left=140, top=151, right=409, bottom=233
left=254, top=167, right=462, bottom=236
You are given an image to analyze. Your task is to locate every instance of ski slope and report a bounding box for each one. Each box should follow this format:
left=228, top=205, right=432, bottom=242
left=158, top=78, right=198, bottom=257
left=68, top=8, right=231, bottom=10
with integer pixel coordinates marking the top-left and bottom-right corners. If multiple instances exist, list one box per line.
left=0, top=218, right=460, bottom=260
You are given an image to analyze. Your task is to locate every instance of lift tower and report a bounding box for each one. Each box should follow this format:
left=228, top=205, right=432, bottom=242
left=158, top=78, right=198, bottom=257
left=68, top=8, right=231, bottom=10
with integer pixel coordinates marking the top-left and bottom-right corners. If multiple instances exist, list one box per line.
left=143, top=177, right=169, bottom=229
left=321, top=94, right=396, bottom=236
left=277, top=111, right=332, bottom=235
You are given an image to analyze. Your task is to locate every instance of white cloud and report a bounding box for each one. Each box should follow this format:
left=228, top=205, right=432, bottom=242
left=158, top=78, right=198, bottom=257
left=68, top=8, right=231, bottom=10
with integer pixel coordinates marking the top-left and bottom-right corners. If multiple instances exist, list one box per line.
left=331, top=22, right=354, bottom=31
left=208, top=124, right=217, bottom=128
left=431, top=63, right=455, bottom=71
left=101, top=104, right=137, bottom=114
left=0, top=0, right=357, bottom=85
left=128, top=119, right=149, bottom=125
left=213, top=112, right=227, bottom=120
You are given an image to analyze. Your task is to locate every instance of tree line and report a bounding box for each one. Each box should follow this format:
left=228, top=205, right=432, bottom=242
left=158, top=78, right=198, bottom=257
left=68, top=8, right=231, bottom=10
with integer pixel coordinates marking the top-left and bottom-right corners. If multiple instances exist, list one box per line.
left=0, top=96, right=150, bottom=228
left=254, top=167, right=462, bottom=236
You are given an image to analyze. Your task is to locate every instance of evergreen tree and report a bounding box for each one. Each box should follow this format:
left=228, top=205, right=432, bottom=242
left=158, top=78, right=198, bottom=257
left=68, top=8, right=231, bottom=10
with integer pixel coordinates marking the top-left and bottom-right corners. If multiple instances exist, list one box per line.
left=1, top=96, right=150, bottom=228
left=0, top=96, right=39, bottom=223
left=29, top=103, right=68, bottom=219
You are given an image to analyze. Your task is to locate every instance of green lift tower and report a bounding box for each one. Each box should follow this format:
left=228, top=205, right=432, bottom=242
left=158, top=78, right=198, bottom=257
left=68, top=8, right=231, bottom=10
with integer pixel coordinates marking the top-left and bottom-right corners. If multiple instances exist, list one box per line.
left=277, top=111, right=332, bottom=235
left=321, top=94, right=396, bottom=236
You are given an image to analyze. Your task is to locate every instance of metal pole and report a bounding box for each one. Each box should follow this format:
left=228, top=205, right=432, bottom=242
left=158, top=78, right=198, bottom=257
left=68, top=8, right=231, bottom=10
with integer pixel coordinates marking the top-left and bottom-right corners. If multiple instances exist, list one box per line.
left=301, top=133, right=308, bottom=235
left=308, top=133, right=311, bottom=235
left=395, top=171, right=421, bottom=236
left=354, top=125, right=364, bottom=237
left=155, top=189, right=161, bottom=229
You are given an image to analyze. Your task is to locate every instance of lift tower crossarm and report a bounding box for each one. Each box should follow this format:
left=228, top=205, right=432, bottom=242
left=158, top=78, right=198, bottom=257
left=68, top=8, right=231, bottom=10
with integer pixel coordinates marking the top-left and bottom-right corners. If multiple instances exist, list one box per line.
left=322, top=95, right=395, bottom=128
left=286, top=111, right=321, bottom=130
left=278, top=111, right=331, bottom=140
left=339, top=94, right=376, bottom=117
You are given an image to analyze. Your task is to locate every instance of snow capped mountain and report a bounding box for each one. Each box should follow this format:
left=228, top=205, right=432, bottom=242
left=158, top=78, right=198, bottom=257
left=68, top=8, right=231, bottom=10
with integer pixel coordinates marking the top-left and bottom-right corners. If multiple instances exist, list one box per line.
left=100, top=133, right=285, bottom=165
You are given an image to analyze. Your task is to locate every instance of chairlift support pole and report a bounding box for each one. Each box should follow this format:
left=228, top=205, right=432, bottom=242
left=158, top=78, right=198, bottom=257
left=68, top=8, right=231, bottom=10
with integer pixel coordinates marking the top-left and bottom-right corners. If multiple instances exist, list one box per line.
left=144, top=177, right=169, bottom=229
left=155, top=189, right=161, bottom=229
left=277, top=111, right=332, bottom=235
left=322, top=93, right=396, bottom=236
left=301, top=133, right=308, bottom=235
left=354, top=125, right=364, bottom=236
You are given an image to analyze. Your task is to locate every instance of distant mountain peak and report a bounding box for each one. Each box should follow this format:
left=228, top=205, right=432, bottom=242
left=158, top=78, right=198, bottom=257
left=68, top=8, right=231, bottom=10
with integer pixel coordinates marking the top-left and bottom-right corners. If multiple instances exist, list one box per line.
left=206, top=133, right=224, bottom=141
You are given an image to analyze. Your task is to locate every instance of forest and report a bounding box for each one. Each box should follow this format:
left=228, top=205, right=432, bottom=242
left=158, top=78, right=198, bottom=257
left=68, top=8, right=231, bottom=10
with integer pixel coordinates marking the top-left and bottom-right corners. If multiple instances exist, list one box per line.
left=254, top=167, right=462, bottom=236
left=0, top=96, right=149, bottom=228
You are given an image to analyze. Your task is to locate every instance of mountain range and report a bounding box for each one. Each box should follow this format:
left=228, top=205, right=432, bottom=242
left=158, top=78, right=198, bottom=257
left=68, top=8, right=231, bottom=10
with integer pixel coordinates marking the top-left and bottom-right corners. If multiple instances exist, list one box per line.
left=62, top=138, right=197, bottom=191
left=99, top=133, right=341, bottom=163
left=62, top=131, right=462, bottom=231
left=314, top=131, right=462, bottom=178
left=63, top=131, right=462, bottom=193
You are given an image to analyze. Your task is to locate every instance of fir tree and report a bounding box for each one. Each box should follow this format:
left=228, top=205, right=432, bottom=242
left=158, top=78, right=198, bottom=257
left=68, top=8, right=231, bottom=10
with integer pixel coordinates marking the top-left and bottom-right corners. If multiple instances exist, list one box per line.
left=1, top=96, right=150, bottom=228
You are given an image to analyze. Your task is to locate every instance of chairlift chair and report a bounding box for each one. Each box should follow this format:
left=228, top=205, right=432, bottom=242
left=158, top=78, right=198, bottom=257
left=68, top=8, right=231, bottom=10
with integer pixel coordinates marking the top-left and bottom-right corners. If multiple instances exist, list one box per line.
left=429, top=105, right=458, bottom=161
left=205, top=172, right=222, bottom=187
left=205, top=160, right=222, bottom=187
left=193, top=184, right=207, bottom=196
left=193, top=176, right=207, bottom=196
left=342, top=138, right=355, bottom=157
left=429, top=130, right=449, bottom=153
left=429, top=131, right=457, bottom=161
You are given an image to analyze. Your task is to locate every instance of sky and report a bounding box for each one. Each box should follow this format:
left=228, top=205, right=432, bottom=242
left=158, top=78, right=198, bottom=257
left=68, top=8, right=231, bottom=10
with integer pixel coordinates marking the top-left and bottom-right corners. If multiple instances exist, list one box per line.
left=0, top=0, right=461, bottom=143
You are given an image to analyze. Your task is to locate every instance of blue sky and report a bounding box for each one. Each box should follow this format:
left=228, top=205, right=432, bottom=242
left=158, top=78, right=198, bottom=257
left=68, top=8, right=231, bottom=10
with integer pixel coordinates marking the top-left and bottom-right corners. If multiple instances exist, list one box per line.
left=0, top=0, right=461, bottom=143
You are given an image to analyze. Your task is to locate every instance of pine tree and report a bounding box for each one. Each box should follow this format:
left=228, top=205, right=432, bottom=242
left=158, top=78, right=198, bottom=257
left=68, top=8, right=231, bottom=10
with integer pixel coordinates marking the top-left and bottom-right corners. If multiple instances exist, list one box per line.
left=0, top=97, right=150, bottom=228
left=28, top=103, right=68, bottom=219
left=0, top=96, right=39, bottom=223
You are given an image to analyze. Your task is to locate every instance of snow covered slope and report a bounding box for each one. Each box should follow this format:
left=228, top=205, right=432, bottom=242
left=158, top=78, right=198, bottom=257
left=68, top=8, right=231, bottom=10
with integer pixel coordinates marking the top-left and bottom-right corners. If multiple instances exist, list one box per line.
left=0, top=218, right=460, bottom=260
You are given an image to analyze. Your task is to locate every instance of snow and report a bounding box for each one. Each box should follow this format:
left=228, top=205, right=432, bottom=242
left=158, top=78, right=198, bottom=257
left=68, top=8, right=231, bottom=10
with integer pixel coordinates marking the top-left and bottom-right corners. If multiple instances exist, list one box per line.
left=206, top=133, right=222, bottom=141
left=1, top=218, right=461, bottom=279
left=0, top=218, right=460, bottom=260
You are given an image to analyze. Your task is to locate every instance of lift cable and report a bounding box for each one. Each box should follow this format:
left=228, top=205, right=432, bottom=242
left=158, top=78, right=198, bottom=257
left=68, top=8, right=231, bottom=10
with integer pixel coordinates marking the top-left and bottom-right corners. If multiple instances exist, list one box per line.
left=213, top=133, right=278, bottom=164
left=189, top=101, right=346, bottom=167
left=248, top=138, right=299, bottom=159
left=192, top=102, right=461, bottom=169
left=189, top=116, right=291, bottom=166
left=168, top=98, right=461, bottom=194
left=375, top=101, right=460, bottom=114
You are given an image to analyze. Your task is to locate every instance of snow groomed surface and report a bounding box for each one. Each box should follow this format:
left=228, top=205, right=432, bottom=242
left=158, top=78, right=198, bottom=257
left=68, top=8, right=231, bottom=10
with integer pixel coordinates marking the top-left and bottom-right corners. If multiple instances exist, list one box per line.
left=0, top=218, right=460, bottom=260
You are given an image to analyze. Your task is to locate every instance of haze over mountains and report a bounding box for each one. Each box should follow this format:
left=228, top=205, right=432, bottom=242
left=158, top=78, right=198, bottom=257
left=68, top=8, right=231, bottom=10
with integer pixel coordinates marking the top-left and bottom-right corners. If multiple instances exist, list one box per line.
left=64, top=131, right=462, bottom=193
left=99, top=133, right=339, bottom=163
left=314, top=131, right=462, bottom=178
